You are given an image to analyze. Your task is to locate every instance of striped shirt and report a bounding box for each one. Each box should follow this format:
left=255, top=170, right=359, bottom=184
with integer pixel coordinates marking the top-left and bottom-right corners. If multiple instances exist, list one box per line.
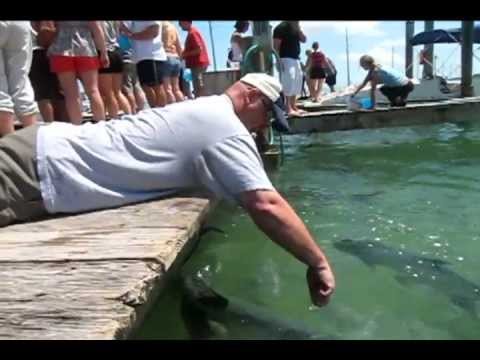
left=48, top=21, right=97, bottom=57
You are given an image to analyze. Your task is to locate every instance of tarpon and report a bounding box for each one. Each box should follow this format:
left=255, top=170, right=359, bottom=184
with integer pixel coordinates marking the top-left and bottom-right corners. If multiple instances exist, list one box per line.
left=180, top=274, right=337, bottom=340
left=333, top=239, right=480, bottom=316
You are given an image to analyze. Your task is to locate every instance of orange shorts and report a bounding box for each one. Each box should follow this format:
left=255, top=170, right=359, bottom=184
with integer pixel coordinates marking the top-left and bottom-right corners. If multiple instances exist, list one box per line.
left=50, top=55, right=100, bottom=74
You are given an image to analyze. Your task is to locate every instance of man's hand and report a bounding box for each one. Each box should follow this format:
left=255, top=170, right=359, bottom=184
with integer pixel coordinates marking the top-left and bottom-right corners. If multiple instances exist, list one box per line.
left=119, top=22, right=132, bottom=37
left=306, top=265, right=335, bottom=307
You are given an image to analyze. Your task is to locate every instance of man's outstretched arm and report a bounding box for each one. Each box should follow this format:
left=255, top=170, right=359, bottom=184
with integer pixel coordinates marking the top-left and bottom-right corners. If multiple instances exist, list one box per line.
left=239, top=189, right=335, bottom=307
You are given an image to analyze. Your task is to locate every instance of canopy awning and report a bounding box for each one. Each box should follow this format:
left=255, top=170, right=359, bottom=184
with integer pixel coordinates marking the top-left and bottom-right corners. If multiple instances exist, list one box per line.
left=410, top=26, right=480, bottom=45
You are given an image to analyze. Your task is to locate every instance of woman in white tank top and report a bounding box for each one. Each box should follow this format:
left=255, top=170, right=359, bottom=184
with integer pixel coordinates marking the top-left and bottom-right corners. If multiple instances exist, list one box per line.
left=229, top=21, right=250, bottom=69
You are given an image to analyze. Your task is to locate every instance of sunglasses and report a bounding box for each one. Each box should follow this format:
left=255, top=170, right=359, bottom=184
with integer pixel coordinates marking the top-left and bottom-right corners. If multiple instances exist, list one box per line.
left=261, top=97, right=273, bottom=113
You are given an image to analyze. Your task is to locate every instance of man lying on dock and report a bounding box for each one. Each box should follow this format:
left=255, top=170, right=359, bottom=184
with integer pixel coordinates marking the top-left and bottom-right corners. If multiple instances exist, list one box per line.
left=351, top=54, right=415, bottom=109
left=0, top=73, right=335, bottom=308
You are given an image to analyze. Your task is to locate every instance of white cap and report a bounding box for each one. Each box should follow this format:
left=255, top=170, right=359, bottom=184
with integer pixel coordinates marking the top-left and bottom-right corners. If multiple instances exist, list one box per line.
left=239, top=73, right=290, bottom=133
left=240, top=73, right=282, bottom=102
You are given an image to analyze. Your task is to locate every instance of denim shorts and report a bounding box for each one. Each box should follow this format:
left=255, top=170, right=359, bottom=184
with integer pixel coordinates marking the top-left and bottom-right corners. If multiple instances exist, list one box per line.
left=164, top=56, right=182, bottom=77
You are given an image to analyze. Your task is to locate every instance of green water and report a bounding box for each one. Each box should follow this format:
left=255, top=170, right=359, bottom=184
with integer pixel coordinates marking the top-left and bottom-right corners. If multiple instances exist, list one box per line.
left=136, top=120, right=480, bottom=340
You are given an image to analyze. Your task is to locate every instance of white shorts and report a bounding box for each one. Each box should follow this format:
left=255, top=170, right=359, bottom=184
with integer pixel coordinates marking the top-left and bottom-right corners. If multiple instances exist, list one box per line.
left=0, top=21, right=38, bottom=116
left=279, top=58, right=302, bottom=97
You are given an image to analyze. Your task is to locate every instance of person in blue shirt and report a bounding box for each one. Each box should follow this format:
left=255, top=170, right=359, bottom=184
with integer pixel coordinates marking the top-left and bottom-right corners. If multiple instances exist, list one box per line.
left=352, top=55, right=414, bottom=109
left=118, top=29, right=147, bottom=113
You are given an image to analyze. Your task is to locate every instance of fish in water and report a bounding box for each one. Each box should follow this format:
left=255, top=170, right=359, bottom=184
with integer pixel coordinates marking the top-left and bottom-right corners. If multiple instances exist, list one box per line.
left=283, top=185, right=338, bottom=204
left=180, top=274, right=337, bottom=340
left=333, top=239, right=480, bottom=316
left=350, top=190, right=384, bottom=202
left=199, top=226, right=226, bottom=237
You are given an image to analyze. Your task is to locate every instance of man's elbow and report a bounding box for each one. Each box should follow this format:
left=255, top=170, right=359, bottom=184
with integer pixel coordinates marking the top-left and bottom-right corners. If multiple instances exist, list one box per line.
left=241, top=191, right=281, bottom=218
left=245, top=199, right=274, bottom=217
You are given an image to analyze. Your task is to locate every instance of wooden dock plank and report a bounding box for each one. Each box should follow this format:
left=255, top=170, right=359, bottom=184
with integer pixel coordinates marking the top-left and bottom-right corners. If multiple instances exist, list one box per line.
left=0, top=198, right=211, bottom=266
left=288, top=97, right=480, bottom=133
left=0, top=260, right=160, bottom=339
left=0, top=196, right=215, bottom=339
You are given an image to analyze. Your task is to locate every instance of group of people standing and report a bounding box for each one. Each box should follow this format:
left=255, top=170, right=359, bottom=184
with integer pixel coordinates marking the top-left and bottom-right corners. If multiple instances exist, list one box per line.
left=0, top=21, right=212, bottom=137
left=273, top=21, right=415, bottom=113
left=226, top=21, right=339, bottom=116
left=273, top=21, right=337, bottom=116
left=1, top=20, right=417, bottom=140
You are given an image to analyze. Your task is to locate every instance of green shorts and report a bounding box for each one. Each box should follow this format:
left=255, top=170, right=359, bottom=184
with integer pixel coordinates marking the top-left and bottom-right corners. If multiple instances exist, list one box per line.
left=0, top=124, right=46, bottom=227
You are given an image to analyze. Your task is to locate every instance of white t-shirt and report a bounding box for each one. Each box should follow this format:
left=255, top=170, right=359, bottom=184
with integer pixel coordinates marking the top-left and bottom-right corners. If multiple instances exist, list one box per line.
left=230, top=32, right=243, bottom=62
left=36, top=95, right=275, bottom=214
left=124, top=21, right=167, bottom=63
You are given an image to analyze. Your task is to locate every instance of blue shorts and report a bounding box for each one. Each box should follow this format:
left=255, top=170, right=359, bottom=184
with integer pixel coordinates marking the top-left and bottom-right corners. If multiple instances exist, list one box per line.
left=164, top=56, right=182, bottom=78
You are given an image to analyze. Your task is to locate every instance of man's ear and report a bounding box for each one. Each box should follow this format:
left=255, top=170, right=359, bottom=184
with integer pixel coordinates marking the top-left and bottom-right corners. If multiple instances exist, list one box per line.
left=245, top=87, right=263, bottom=105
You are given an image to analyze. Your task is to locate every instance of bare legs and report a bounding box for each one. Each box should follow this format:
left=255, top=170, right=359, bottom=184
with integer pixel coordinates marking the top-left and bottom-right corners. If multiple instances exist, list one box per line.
left=99, top=72, right=132, bottom=118
left=309, top=78, right=325, bottom=102
left=0, top=112, right=15, bottom=136
left=78, top=70, right=106, bottom=122
left=0, top=112, right=37, bottom=137
left=56, top=72, right=82, bottom=124
left=142, top=84, right=167, bottom=108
